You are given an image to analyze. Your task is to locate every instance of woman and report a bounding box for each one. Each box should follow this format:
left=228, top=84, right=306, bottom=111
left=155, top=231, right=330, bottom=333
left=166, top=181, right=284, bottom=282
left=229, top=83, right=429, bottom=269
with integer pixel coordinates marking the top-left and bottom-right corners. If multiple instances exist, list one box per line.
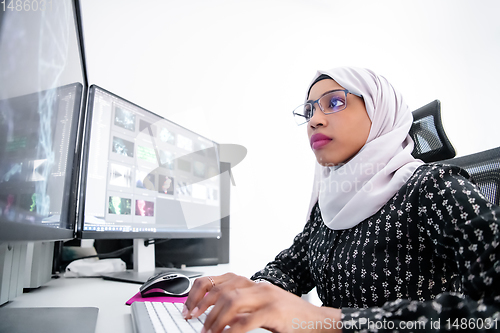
left=183, top=67, right=500, bottom=332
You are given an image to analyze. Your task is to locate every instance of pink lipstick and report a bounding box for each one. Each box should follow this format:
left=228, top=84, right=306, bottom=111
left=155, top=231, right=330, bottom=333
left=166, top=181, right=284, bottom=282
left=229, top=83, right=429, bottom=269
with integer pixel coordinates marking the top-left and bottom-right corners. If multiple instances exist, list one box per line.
left=310, top=133, right=332, bottom=150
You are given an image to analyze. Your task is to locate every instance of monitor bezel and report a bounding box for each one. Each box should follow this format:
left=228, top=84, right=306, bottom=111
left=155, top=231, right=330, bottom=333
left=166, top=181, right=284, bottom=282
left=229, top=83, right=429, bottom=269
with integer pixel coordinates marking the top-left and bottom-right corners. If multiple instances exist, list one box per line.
left=77, top=84, right=222, bottom=240
left=0, top=221, right=75, bottom=242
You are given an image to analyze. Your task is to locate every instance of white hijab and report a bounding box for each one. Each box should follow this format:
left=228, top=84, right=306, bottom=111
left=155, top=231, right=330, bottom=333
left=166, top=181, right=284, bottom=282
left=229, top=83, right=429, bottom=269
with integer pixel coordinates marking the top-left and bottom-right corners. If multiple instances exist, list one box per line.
left=306, top=67, right=424, bottom=230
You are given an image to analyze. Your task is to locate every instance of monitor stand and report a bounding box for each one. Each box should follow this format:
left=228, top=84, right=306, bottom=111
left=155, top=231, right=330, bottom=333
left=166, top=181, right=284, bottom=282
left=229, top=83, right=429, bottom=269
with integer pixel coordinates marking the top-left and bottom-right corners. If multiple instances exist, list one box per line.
left=100, top=239, right=203, bottom=284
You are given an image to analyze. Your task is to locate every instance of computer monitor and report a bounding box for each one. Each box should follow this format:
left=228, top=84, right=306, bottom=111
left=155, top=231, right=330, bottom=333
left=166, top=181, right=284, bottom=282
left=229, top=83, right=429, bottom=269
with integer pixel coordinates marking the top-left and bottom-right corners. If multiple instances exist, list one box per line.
left=0, top=4, right=86, bottom=241
left=0, top=0, right=87, bottom=306
left=0, top=83, right=84, bottom=240
left=79, top=85, right=222, bottom=240
left=77, top=86, right=223, bottom=277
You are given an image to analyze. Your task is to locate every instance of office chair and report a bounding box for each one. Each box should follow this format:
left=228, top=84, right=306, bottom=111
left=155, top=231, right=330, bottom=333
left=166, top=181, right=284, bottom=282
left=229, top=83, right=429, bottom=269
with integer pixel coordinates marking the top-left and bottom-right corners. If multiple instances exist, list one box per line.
left=409, top=100, right=456, bottom=163
left=410, top=99, right=500, bottom=205
left=441, top=147, right=500, bottom=206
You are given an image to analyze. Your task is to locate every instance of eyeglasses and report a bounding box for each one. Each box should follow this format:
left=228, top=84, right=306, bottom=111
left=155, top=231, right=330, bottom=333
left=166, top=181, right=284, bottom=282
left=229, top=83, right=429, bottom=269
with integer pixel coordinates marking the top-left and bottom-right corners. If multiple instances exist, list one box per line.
left=292, top=89, right=363, bottom=125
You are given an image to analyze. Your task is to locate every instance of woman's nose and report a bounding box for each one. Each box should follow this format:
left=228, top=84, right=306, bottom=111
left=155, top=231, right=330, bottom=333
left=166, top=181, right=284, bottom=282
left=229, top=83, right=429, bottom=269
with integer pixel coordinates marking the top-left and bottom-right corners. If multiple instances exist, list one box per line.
left=309, top=106, right=327, bottom=128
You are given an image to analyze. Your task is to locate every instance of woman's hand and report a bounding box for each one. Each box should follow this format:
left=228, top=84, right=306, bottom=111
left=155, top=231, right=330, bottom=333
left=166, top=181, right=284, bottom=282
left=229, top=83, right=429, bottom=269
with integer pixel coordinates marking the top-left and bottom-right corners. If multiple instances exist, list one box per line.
left=183, top=273, right=255, bottom=320
left=183, top=273, right=341, bottom=333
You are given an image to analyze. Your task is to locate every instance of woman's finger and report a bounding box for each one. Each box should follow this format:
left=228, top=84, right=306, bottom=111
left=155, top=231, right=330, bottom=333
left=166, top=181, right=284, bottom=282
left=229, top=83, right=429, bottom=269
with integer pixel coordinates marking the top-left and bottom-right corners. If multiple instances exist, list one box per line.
left=184, top=273, right=250, bottom=319
left=185, top=285, right=222, bottom=319
left=222, top=310, right=270, bottom=333
left=183, top=275, right=218, bottom=318
left=203, top=284, right=269, bottom=333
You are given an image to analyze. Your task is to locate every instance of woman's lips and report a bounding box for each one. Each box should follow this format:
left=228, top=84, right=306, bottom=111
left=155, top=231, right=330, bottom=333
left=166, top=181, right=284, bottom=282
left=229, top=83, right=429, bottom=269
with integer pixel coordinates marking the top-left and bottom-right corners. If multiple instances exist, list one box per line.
left=310, top=133, right=332, bottom=150
left=311, top=139, right=332, bottom=150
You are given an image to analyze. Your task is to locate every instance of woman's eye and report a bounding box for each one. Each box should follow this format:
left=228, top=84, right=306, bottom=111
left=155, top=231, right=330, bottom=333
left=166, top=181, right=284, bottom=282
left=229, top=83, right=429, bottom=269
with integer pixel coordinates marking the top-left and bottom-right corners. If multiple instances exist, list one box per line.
left=304, top=106, right=313, bottom=118
left=329, top=97, right=345, bottom=109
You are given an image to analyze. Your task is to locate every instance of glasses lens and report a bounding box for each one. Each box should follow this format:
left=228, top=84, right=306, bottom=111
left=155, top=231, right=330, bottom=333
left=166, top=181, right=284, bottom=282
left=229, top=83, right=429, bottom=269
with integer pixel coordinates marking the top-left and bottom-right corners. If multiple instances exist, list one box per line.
left=293, top=103, right=312, bottom=125
left=319, top=91, right=347, bottom=114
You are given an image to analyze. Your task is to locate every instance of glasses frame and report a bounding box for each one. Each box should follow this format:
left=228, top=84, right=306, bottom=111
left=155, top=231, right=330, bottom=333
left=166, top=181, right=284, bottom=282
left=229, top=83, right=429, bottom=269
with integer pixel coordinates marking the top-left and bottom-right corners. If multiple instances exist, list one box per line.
left=292, top=89, right=363, bottom=125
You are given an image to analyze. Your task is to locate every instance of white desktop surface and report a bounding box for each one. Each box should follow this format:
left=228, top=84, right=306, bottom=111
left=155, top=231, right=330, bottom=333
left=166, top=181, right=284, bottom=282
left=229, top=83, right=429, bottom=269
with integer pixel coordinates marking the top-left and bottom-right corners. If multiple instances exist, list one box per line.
left=2, top=265, right=270, bottom=333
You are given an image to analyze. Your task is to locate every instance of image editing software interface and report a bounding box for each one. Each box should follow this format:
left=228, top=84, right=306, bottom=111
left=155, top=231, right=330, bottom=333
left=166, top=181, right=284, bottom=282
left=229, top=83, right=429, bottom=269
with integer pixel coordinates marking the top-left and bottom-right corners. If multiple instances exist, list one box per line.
left=82, top=86, right=221, bottom=238
left=0, top=83, right=83, bottom=232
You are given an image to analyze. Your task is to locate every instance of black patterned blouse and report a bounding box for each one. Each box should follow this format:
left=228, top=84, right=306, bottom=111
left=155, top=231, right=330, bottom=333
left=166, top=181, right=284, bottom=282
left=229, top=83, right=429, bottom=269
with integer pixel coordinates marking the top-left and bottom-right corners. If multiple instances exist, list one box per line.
left=251, top=163, right=500, bottom=332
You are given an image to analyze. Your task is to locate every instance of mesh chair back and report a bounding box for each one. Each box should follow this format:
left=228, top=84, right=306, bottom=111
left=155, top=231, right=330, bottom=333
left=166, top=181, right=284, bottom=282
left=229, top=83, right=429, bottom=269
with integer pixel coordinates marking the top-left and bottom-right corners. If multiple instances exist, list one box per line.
left=409, top=100, right=456, bottom=163
left=408, top=100, right=499, bottom=205
left=442, top=147, right=500, bottom=206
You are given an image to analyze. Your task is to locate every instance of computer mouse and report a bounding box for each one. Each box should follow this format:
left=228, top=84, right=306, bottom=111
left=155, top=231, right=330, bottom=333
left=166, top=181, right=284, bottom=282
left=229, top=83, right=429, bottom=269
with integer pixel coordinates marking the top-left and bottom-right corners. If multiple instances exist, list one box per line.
left=139, top=272, right=192, bottom=297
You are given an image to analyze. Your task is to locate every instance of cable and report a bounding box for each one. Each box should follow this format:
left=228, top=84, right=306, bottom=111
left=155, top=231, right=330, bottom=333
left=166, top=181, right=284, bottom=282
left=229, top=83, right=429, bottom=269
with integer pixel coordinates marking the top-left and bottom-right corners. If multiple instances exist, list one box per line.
left=144, top=239, right=170, bottom=247
left=76, top=244, right=134, bottom=260
left=69, top=239, right=171, bottom=261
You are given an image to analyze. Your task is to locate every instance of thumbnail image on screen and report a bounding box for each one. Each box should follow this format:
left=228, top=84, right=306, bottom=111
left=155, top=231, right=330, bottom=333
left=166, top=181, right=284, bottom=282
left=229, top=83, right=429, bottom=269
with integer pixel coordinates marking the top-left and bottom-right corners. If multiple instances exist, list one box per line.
left=114, top=107, right=136, bottom=132
left=193, top=161, right=206, bottom=178
left=108, top=196, right=131, bottom=215
left=109, top=164, right=132, bottom=188
left=177, top=159, right=191, bottom=172
left=139, top=120, right=157, bottom=136
left=176, top=180, right=192, bottom=196
left=177, top=135, right=193, bottom=151
left=19, top=193, right=37, bottom=212
left=135, top=199, right=154, bottom=217
left=158, top=175, right=174, bottom=195
left=0, top=194, right=17, bottom=221
left=137, top=145, right=157, bottom=164
left=136, top=170, right=156, bottom=190
left=0, top=162, right=23, bottom=183
left=29, top=159, right=47, bottom=182
left=112, top=137, right=134, bottom=158
left=194, top=142, right=208, bottom=156
left=159, top=128, right=176, bottom=145
left=159, top=150, right=175, bottom=170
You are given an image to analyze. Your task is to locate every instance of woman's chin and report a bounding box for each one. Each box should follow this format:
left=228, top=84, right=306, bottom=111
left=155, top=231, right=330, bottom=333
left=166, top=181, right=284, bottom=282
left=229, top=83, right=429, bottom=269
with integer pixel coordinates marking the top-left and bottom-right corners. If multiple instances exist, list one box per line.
left=316, top=155, right=341, bottom=167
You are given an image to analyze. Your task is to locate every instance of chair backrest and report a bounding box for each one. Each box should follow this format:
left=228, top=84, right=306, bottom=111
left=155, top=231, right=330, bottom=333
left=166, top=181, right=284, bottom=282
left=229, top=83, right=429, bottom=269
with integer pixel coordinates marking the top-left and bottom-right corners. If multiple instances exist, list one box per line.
left=442, top=147, right=500, bottom=206
left=410, top=100, right=456, bottom=163
left=409, top=100, right=500, bottom=205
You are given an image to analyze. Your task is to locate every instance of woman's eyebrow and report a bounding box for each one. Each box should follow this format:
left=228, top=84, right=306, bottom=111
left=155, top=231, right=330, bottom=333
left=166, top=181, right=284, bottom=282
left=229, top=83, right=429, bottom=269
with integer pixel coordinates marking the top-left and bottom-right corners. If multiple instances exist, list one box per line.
left=307, top=89, right=341, bottom=103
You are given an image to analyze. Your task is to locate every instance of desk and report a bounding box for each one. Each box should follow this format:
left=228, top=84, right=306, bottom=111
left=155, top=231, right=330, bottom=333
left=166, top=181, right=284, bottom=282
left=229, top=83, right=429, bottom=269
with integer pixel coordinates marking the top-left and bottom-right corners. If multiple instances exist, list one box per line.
left=3, top=264, right=320, bottom=332
left=3, top=265, right=235, bottom=333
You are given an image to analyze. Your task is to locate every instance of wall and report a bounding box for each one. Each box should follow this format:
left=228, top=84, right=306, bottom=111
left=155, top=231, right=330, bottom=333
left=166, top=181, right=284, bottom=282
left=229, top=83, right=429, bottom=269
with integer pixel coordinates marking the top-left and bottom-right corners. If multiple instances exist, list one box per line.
left=80, top=0, right=500, bottom=277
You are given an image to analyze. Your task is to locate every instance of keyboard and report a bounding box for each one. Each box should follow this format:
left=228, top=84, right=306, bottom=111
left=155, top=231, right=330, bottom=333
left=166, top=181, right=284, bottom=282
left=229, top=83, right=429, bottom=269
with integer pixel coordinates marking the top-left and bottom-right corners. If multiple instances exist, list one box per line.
left=131, top=301, right=269, bottom=333
left=131, top=301, right=208, bottom=333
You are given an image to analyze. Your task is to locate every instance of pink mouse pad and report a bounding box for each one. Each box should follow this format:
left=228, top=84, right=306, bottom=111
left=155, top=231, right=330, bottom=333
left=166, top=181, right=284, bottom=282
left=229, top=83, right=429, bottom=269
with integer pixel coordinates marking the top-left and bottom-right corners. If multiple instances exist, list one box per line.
left=126, top=292, right=189, bottom=305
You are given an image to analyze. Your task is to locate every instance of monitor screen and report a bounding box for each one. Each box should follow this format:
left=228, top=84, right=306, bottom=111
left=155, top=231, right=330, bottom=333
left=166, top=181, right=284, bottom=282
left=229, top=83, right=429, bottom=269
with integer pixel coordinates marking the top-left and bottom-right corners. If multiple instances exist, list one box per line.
left=80, top=86, right=221, bottom=239
left=0, top=0, right=86, bottom=241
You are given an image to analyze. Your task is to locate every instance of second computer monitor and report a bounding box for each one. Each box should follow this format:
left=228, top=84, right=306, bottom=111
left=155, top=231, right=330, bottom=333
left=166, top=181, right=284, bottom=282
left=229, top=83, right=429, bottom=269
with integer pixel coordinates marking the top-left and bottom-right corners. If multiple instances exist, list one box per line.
left=80, top=85, right=221, bottom=239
